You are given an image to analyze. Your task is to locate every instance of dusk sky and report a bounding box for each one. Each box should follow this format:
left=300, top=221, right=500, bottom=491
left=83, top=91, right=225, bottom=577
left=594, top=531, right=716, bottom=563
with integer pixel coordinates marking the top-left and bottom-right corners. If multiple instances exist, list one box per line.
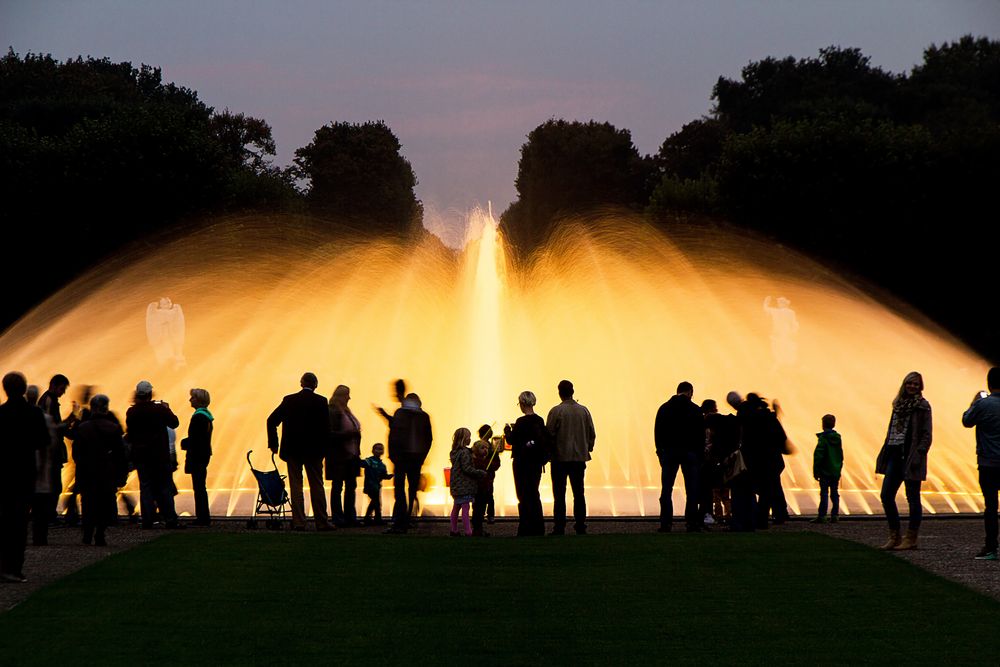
left=4, top=1, right=998, bottom=244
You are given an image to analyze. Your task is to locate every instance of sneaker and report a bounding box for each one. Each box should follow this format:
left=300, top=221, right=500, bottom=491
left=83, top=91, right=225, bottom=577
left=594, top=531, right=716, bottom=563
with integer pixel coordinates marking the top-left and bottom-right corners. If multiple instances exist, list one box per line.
left=809, top=517, right=827, bottom=524
left=1, top=572, right=27, bottom=583
left=703, top=514, right=716, bottom=525
left=829, top=517, right=839, bottom=524
left=974, top=547, right=998, bottom=560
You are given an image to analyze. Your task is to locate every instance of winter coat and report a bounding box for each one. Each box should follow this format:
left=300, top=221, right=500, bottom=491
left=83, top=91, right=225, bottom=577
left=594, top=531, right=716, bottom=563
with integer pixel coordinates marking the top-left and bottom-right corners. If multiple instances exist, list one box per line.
left=812, top=430, right=843, bottom=480
left=875, top=399, right=932, bottom=481
left=73, top=413, right=127, bottom=494
left=449, top=446, right=484, bottom=499
left=654, top=394, right=705, bottom=457
left=182, top=409, right=213, bottom=474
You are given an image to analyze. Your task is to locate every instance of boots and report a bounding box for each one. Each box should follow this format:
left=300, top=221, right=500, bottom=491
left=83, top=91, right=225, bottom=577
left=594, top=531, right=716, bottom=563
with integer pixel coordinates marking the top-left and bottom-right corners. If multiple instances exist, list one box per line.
left=895, top=528, right=919, bottom=550
left=879, top=529, right=901, bottom=550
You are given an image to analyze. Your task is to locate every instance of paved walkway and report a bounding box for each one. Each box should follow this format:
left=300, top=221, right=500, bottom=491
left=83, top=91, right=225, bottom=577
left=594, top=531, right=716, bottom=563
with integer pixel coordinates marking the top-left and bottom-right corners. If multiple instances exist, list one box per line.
left=2, top=516, right=996, bottom=612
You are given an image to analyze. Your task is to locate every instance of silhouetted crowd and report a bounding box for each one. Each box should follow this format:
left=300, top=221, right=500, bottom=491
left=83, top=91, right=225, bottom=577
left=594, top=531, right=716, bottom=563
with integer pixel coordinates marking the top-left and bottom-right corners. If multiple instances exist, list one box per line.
left=3, top=365, right=1000, bottom=584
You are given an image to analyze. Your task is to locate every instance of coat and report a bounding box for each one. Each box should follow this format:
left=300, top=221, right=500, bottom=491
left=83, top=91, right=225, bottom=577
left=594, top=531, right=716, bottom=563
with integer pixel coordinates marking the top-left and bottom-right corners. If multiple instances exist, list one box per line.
left=326, top=406, right=362, bottom=480
left=875, top=399, right=932, bottom=481
left=449, top=446, right=484, bottom=499
left=125, top=399, right=180, bottom=467
left=72, top=413, right=127, bottom=494
left=654, top=394, right=704, bottom=457
left=812, top=430, right=843, bottom=480
left=266, top=389, right=330, bottom=463
left=0, top=397, right=50, bottom=498
left=387, top=404, right=432, bottom=463
left=546, top=399, right=596, bottom=462
left=182, top=410, right=213, bottom=474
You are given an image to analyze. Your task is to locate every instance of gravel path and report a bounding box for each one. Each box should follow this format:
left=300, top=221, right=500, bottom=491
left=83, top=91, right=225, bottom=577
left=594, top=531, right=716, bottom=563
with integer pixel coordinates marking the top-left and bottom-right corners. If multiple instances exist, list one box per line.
left=2, top=516, right=996, bottom=612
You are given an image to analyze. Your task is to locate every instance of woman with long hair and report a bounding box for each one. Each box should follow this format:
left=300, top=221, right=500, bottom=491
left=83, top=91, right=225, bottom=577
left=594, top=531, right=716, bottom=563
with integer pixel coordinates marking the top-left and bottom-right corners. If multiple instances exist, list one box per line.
left=875, top=371, right=933, bottom=550
left=327, top=385, right=362, bottom=527
left=448, top=428, right=484, bottom=537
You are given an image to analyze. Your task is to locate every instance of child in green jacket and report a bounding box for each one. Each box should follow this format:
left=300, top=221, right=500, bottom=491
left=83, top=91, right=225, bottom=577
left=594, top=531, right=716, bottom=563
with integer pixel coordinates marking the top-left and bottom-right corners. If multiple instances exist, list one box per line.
left=812, top=414, right=844, bottom=523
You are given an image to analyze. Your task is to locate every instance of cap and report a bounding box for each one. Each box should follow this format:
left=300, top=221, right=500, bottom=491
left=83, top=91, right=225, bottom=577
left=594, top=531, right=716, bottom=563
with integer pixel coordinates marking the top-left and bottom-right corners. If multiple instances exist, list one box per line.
left=136, top=380, right=153, bottom=396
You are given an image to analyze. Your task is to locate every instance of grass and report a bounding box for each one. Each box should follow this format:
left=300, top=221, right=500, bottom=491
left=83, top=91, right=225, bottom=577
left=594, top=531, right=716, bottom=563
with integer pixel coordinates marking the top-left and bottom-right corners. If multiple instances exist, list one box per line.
left=1, top=531, right=998, bottom=665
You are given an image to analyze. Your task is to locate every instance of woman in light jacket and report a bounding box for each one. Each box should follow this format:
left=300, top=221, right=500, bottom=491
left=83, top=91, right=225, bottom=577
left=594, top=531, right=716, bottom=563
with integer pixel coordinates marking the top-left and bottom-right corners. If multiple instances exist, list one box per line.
left=875, top=371, right=932, bottom=550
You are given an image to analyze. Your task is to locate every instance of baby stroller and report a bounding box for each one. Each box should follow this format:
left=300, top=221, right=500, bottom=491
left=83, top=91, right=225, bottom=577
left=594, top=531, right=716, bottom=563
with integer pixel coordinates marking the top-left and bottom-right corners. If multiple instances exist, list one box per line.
left=246, top=450, right=289, bottom=529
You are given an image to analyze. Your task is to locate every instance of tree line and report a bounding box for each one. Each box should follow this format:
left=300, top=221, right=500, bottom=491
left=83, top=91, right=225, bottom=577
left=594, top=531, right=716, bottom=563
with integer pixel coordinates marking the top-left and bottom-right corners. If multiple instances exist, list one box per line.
left=2, top=38, right=997, bottom=358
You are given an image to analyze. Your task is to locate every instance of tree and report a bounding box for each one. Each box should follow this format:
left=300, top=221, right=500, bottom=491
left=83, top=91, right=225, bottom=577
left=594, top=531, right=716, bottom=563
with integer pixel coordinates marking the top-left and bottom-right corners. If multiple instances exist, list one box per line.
left=293, top=120, right=421, bottom=234
left=0, top=50, right=298, bottom=330
left=500, top=119, right=654, bottom=256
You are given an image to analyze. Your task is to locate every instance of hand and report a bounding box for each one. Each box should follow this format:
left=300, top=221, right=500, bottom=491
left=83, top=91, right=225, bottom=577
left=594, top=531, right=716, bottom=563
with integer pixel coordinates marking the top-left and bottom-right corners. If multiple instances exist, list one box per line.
left=973, top=391, right=986, bottom=406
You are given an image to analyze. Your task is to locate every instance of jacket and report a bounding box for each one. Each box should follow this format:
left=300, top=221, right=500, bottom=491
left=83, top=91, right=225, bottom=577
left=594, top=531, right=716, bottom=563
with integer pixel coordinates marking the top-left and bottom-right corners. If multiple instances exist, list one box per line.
left=875, top=399, right=932, bottom=481
left=812, top=430, right=843, bottom=480
left=449, top=446, right=484, bottom=498
left=963, top=393, right=1000, bottom=468
left=266, top=389, right=330, bottom=463
left=73, top=413, right=127, bottom=493
left=387, top=401, right=433, bottom=462
left=654, top=394, right=704, bottom=456
left=546, top=399, right=596, bottom=463
left=182, top=409, right=213, bottom=473
left=126, top=399, right=180, bottom=467
left=360, top=456, right=392, bottom=495
left=0, top=397, right=50, bottom=497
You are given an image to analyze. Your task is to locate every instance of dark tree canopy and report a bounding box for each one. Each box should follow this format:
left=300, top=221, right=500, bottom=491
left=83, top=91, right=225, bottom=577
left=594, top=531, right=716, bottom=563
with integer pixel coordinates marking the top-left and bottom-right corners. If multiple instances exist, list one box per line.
left=293, top=120, right=422, bottom=234
left=0, top=50, right=298, bottom=330
left=501, top=119, right=654, bottom=256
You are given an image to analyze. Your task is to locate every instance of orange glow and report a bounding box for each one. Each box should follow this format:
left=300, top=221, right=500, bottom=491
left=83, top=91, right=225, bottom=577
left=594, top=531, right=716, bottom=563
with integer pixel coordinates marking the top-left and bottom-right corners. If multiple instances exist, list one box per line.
left=0, top=210, right=989, bottom=517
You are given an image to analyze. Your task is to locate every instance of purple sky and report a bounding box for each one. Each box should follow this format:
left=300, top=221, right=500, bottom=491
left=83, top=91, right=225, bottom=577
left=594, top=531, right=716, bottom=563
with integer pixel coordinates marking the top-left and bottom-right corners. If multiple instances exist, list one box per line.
left=4, top=1, right=998, bottom=244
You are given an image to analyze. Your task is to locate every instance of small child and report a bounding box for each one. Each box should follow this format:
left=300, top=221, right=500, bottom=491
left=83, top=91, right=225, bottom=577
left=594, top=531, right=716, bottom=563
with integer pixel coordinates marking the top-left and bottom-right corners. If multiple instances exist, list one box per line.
left=449, top=428, right=484, bottom=537
left=471, top=425, right=502, bottom=536
left=811, top=414, right=844, bottom=523
left=359, top=443, right=393, bottom=525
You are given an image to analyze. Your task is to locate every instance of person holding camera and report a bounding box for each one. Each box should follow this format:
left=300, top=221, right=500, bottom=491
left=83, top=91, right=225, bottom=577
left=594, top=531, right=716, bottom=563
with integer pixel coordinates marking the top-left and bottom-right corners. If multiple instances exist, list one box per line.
left=125, top=380, right=182, bottom=529
left=963, top=367, right=1000, bottom=560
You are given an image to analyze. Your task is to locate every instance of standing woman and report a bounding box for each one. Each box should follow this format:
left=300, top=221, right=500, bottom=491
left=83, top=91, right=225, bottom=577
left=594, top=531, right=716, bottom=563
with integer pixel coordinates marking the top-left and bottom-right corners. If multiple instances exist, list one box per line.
left=875, top=371, right=932, bottom=550
left=328, top=385, right=362, bottom=527
left=503, top=391, right=548, bottom=537
left=72, top=394, right=125, bottom=546
left=183, top=388, right=214, bottom=526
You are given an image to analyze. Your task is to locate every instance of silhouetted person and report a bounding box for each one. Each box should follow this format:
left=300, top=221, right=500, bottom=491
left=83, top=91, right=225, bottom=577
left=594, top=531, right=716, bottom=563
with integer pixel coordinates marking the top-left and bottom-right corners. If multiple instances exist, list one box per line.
left=36, top=373, right=74, bottom=527
left=72, top=394, right=126, bottom=545
left=654, top=381, right=705, bottom=532
left=327, top=385, right=363, bottom=527
left=126, top=380, right=182, bottom=529
left=724, top=391, right=756, bottom=532
left=0, top=372, right=50, bottom=582
left=26, top=385, right=56, bottom=545
left=374, top=378, right=407, bottom=425
left=811, top=414, right=843, bottom=524
left=546, top=380, right=596, bottom=535
left=963, top=368, right=1000, bottom=559
left=267, top=372, right=333, bottom=531
left=471, top=425, right=501, bottom=537
left=385, top=393, right=432, bottom=534
left=504, top=390, right=549, bottom=537
left=737, top=393, right=789, bottom=529
left=359, top=443, right=392, bottom=525
left=875, top=371, right=932, bottom=551
left=182, top=388, right=214, bottom=526
left=964, top=367, right=1000, bottom=560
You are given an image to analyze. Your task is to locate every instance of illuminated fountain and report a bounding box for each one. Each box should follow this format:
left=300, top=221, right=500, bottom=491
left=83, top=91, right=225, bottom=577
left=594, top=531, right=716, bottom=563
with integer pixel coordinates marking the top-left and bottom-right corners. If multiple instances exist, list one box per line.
left=0, top=209, right=989, bottom=517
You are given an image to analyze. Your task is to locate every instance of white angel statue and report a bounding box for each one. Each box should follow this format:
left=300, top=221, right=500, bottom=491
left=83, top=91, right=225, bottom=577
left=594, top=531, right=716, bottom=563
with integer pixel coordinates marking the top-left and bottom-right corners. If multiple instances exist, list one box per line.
left=146, top=297, right=186, bottom=368
left=763, top=295, right=799, bottom=369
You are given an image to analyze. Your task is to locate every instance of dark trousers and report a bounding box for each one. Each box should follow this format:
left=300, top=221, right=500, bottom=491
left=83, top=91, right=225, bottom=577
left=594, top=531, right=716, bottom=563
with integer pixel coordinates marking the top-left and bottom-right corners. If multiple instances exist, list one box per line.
left=551, top=461, right=587, bottom=533
left=659, top=451, right=701, bottom=530
left=755, top=472, right=789, bottom=528
left=136, top=462, right=177, bottom=527
left=881, top=456, right=922, bottom=532
left=0, top=494, right=28, bottom=577
left=513, top=459, right=544, bottom=536
left=729, top=475, right=757, bottom=532
left=329, top=467, right=358, bottom=526
left=472, top=489, right=491, bottom=535
left=817, top=476, right=840, bottom=519
left=189, top=466, right=210, bottom=523
left=391, top=455, right=424, bottom=530
left=81, top=489, right=114, bottom=543
left=980, top=466, right=1000, bottom=551
left=30, top=492, right=50, bottom=545
left=364, top=492, right=383, bottom=522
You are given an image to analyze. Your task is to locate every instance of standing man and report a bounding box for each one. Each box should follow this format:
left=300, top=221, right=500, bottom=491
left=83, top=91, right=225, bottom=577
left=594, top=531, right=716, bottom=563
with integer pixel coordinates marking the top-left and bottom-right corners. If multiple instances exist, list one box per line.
left=963, top=367, right=1000, bottom=560
left=385, top=393, right=433, bottom=534
left=0, top=372, right=50, bottom=582
left=36, top=374, right=75, bottom=526
left=267, top=372, right=332, bottom=531
left=654, top=381, right=705, bottom=532
left=126, top=380, right=182, bottom=529
left=546, top=380, right=596, bottom=535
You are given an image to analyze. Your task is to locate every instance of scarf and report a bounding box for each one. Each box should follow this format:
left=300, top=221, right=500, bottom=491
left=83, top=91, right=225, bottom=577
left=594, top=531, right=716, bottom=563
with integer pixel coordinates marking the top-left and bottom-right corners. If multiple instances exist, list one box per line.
left=886, top=396, right=921, bottom=447
left=194, top=407, right=214, bottom=421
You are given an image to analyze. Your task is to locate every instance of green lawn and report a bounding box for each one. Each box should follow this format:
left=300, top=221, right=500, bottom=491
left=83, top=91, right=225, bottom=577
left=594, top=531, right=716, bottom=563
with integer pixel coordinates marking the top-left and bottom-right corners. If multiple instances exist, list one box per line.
left=1, top=531, right=997, bottom=665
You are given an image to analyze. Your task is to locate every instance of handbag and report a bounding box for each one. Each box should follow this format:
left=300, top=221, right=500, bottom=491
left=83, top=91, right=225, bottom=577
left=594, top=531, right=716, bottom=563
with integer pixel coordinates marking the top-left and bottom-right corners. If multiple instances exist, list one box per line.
left=722, top=449, right=747, bottom=484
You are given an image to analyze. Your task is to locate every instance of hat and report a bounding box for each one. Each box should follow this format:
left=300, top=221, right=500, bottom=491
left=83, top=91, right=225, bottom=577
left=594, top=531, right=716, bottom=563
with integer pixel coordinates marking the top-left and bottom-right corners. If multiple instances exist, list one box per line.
left=136, top=380, right=153, bottom=396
